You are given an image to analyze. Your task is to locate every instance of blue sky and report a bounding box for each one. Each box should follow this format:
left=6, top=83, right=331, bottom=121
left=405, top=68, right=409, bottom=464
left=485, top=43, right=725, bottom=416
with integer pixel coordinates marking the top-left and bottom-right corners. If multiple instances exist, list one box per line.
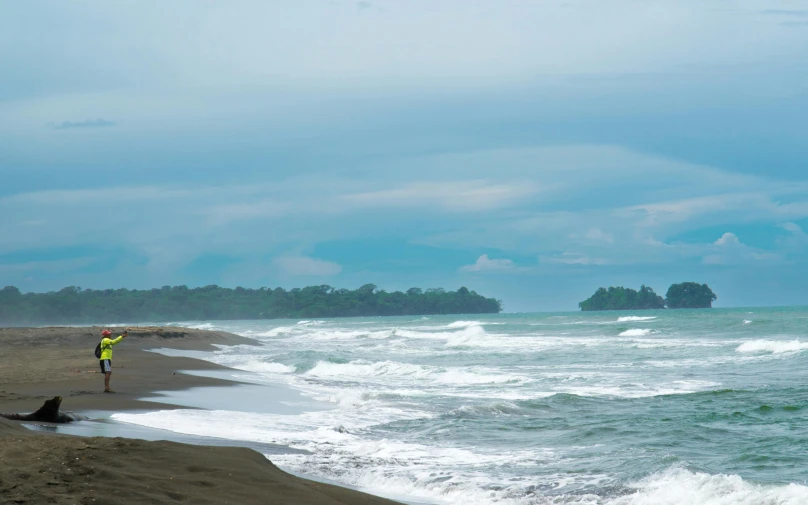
left=2, top=1, right=808, bottom=311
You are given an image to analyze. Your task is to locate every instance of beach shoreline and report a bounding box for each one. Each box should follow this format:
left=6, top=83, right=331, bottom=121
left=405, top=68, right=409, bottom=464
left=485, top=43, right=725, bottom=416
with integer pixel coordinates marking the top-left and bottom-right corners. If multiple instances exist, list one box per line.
left=0, top=326, right=403, bottom=505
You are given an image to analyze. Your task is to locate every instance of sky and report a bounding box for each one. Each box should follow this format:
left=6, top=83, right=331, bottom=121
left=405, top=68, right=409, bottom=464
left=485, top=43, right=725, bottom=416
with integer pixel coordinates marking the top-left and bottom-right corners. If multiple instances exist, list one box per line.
left=2, top=1, right=808, bottom=311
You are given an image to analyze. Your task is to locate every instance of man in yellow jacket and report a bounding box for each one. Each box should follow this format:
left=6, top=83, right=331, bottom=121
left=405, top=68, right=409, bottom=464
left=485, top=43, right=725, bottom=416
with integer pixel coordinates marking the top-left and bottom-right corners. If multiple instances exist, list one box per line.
left=99, top=329, right=128, bottom=393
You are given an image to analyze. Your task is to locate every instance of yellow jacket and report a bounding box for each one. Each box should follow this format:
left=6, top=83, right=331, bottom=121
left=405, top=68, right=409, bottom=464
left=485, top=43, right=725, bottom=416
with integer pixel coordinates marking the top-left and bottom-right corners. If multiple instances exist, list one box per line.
left=99, top=336, right=123, bottom=360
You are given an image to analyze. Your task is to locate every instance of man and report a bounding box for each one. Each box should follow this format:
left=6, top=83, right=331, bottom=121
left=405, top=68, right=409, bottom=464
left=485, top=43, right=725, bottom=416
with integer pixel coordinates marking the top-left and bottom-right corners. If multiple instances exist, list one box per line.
left=99, top=328, right=128, bottom=393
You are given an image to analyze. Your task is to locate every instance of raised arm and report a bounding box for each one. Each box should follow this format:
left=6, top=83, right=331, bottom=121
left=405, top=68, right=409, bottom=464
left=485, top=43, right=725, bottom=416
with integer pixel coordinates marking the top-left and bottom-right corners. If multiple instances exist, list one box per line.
left=110, top=330, right=128, bottom=345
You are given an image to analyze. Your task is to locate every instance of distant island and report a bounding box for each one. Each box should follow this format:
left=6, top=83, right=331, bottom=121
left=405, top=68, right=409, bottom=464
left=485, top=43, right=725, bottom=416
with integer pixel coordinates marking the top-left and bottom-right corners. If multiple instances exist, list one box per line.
left=0, top=284, right=502, bottom=324
left=579, top=282, right=717, bottom=311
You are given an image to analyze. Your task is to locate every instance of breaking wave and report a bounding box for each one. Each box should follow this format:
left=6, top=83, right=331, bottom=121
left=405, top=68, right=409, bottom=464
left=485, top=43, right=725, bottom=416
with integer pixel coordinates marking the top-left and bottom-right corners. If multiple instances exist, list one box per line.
left=304, top=360, right=527, bottom=386
left=619, top=329, right=652, bottom=337
left=608, top=467, right=808, bottom=505
left=617, top=316, right=657, bottom=322
left=125, top=309, right=808, bottom=504
left=446, top=320, right=484, bottom=328
left=736, top=339, right=808, bottom=354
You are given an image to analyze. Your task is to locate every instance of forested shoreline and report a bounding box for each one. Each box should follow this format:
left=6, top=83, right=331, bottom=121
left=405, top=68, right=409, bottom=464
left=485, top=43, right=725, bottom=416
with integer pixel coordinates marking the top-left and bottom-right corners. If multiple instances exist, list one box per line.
left=579, top=282, right=717, bottom=311
left=0, top=284, right=502, bottom=324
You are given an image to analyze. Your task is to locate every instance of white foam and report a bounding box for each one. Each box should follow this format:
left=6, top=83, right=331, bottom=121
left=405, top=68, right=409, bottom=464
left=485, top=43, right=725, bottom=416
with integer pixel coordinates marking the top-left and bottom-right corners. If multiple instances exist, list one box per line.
left=558, top=380, right=719, bottom=398
left=303, top=360, right=526, bottom=386
left=207, top=351, right=297, bottom=375
left=111, top=408, right=555, bottom=505
left=619, top=329, right=652, bottom=337
left=743, top=319, right=752, bottom=324
left=387, top=325, right=501, bottom=348
left=142, top=316, right=808, bottom=505
left=446, top=320, right=483, bottom=328
left=445, top=325, right=492, bottom=347
left=255, top=327, right=392, bottom=341
left=272, top=451, right=557, bottom=505
left=305, top=360, right=430, bottom=380
left=296, top=320, right=326, bottom=326
left=608, top=467, right=808, bottom=505
left=118, top=410, right=794, bottom=505
left=736, top=339, right=808, bottom=354
left=116, top=408, right=808, bottom=505
left=390, top=328, right=446, bottom=339
left=435, top=369, right=526, bottom=385
left=254, top=326, right=297, bottom=337
left=183, top=322, right=218, bottom=330
left=644, top=355, right=771, bottom=369
left=235, top=361, right=297, bottom=374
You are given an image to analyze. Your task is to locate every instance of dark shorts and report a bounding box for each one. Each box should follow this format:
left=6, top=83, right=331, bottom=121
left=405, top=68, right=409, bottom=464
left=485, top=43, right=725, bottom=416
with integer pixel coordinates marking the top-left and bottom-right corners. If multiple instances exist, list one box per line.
left=100, top=359, right=112, bottom=373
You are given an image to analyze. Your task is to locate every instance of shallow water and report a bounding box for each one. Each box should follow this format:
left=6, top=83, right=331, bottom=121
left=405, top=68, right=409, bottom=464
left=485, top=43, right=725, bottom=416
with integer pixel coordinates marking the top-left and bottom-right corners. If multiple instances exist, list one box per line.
left=112, top=308, right=808, bottom=504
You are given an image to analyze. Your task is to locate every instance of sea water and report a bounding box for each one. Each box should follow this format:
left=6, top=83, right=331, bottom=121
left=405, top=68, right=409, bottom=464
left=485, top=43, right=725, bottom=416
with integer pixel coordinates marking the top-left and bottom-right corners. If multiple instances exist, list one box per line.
left=112, top=308, right=808, bottom=504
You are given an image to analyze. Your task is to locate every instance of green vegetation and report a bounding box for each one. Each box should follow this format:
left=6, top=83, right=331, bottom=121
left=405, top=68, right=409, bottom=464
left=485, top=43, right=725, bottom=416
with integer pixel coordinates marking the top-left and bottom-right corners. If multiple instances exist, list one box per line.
left=579, top=282, right=716, bottom=311
left=0, top=284, right=502, bottom=324
left=578, top=285, right=666, bottom=311
left=665, top=282, right=717, bottom=309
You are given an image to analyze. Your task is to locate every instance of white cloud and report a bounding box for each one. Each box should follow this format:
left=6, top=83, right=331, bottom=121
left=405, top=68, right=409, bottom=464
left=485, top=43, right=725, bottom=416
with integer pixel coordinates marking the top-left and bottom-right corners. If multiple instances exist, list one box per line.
left=776, top=222, right=808, bottom=250
left=779, top=222, right=805, bottom=234
left=460, top=254, right=515, bottom=272
left=714, top=232, right=741, bottom=247
left=200, top=178, right=539, bottom=226
left=584, top=228, right=614, bottom=244
left=3, top=144, right=808, bottom=284
left=3, top=0, right=800, bottom=107
left=622, top=194, right=764, bottom=228
left=703, top=232, right=780, bottom=265
left=0, top=186, right=197, bottom=206
left=206, top=200, right=292, bottom=225
left=541, top=252, right=610, bottom=265
left=343, top=180, right=537, bottom=212
left=274, top=256, right=342, bottom=276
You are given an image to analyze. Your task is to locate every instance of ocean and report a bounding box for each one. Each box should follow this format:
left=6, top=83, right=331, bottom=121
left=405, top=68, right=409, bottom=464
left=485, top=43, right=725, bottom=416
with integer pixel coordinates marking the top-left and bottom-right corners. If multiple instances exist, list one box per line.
left=112, top=308, right=808, bottom=504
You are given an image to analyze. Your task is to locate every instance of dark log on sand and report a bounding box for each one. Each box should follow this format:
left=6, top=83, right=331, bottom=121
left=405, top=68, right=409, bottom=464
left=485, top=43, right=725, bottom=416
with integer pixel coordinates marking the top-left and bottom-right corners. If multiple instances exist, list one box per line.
left=0, top=396, right=86, bottom=423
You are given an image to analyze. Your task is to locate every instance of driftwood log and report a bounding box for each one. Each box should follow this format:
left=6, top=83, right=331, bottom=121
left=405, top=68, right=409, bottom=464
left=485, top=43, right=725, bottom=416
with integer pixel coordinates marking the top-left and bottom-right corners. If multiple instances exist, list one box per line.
left=124, top=326, right=188, bottom=339
left=126, top=326, right=165, bottom=333
left=0, top=396, right=86, bottom=423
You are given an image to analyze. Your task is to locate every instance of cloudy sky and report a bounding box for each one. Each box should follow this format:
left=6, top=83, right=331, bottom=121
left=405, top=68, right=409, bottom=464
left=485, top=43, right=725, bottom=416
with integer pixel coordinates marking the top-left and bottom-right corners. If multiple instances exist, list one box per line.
left=3, top=1, right=808, bottom=310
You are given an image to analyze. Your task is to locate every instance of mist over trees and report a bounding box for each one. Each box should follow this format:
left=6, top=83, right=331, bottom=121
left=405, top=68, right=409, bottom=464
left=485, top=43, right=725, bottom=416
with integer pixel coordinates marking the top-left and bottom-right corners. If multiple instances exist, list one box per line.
left=0, top=284, right=502, bottom=325
left=579, top=282, right=717, bottom=311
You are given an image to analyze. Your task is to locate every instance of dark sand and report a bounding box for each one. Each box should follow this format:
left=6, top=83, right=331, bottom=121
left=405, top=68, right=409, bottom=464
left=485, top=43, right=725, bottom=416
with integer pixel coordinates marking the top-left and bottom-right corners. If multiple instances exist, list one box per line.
left=0, top=326, right=401, bottom=504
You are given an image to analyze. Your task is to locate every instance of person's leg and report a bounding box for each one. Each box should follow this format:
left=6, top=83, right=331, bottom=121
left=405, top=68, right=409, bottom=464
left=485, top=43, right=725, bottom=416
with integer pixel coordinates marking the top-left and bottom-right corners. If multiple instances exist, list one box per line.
left=101, top=360, right=114, bottom=392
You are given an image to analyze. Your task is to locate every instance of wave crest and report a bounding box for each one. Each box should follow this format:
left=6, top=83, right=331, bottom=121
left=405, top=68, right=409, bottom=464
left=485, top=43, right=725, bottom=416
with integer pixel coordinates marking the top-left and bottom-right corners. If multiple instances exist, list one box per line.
left=620, top=329, right=652, bottom=337
left=304, top=360, right=526, bottom=385
left=736, top=339, right=808, bottom=354
left=608, top=467, right=808, bottom=505
left=617, top=316, right=657, bottom=322
left=445, top=320, right=483, bottom=328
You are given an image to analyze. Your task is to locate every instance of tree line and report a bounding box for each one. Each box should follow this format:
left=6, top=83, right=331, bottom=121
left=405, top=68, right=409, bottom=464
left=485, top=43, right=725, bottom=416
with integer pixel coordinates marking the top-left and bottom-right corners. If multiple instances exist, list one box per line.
left=0, top=284, right=502, bottom=324
left=579, top=282, right=717, bottom=311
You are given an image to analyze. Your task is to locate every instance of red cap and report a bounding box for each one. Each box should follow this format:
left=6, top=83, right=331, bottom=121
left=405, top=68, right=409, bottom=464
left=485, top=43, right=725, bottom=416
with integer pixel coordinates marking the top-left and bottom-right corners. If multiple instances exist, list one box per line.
left=101, top=330, right=112, bottom=336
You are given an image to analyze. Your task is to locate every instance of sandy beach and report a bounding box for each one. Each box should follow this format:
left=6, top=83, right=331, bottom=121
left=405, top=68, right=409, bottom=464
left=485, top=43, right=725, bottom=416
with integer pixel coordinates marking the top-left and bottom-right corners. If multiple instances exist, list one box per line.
left=0, top=326, right=401, bottom=504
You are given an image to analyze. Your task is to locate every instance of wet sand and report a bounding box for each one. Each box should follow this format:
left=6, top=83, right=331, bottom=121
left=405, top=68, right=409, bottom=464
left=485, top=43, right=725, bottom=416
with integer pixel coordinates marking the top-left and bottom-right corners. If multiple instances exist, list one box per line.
left=0, top=326, right=401, bottom=504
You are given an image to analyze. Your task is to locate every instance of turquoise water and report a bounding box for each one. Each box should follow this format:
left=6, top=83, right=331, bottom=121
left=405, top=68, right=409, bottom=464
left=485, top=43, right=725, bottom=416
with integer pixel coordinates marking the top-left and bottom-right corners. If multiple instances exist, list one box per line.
left=114, top=308, right=808, bottom=504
